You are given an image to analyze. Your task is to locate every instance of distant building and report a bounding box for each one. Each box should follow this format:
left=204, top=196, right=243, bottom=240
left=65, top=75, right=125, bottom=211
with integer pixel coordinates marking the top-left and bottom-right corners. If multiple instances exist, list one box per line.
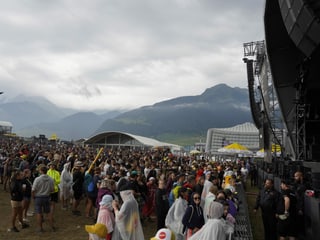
left=84, top=131, right=182, bottom=152
left=205, top=122, right=260, bottom=154
left=0, top=121, right=13, bottom=135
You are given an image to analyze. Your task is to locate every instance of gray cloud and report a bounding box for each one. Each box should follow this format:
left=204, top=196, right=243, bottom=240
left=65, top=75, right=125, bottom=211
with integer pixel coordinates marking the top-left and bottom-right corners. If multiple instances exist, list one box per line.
left=0, top=0, right=265, bottom=110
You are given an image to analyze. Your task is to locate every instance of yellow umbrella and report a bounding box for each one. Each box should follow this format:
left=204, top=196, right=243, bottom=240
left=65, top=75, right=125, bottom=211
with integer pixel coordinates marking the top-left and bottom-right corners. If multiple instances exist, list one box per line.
left=223, top=142, right=249, bottom=151
left=217, top=142, right=252, bottom=154
left=190, top=149, right=201, bottom=155
left=256, top=144, right=282, bottom=157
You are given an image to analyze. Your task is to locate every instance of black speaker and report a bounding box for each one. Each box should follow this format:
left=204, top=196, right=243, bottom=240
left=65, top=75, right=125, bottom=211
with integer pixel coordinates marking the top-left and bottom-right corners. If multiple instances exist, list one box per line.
left=263, top=121, right=270, bottom=150
left=279, top=0, right=320, bottom=57
left=246, top=59, right=262, bottom=129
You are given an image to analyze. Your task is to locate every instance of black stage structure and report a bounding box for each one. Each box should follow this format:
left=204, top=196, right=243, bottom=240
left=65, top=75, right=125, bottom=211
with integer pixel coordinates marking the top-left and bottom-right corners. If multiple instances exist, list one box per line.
left=243, top=1, right=320, bottom=239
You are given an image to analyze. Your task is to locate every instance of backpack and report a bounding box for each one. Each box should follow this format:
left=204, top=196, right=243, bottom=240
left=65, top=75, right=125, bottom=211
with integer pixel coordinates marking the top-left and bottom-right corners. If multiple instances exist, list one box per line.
left=87, top=181, right=95, bottom=192
left=182, top=205, right=194, bottom=230
left=84, top=172, right=93, bottom=193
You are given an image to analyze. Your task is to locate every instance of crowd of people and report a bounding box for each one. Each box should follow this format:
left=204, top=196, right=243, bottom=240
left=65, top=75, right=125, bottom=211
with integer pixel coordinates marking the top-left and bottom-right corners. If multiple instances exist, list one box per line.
left=253, top=170, right=308, bottom=240
left=2, top=136, right=309, bottom=240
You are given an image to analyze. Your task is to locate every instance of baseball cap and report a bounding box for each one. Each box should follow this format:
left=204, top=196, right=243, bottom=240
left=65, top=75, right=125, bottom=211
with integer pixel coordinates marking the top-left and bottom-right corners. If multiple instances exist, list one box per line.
left=85, top=223, right=108, bottom=238
left=150, top=228, right=175, bottom=240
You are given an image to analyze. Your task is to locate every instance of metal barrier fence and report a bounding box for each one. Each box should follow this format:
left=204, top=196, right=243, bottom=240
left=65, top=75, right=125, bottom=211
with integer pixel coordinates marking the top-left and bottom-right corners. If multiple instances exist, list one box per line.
left=232, top=183, right=254, bottom=240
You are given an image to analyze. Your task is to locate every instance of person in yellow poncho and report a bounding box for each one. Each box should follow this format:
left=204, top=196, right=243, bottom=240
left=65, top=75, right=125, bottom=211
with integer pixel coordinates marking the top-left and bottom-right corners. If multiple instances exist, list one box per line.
left=47, top=161, right=61, bottom=216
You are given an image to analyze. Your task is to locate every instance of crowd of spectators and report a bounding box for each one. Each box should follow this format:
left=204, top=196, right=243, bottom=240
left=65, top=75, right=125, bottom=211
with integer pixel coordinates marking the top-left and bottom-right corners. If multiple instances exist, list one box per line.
left=0, top=137, right=255, bottom=239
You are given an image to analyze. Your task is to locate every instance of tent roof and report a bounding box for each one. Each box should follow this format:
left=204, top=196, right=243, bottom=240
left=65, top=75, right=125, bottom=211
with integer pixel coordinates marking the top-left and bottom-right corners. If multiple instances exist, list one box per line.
left=0, top=121, right=13, bottom=127
left=210, top=122, right=258, bottom=134
left=84, top=131, right=181, bottom=149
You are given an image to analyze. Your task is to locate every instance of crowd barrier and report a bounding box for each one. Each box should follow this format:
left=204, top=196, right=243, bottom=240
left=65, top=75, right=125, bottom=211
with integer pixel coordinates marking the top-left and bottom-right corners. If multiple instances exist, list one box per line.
left=232, top=183, right=254, bottom=240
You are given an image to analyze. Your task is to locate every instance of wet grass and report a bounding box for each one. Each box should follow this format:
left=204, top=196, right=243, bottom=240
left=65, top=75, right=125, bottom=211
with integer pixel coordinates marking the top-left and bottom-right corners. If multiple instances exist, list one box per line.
left=245, top=182, right=264, bottom=240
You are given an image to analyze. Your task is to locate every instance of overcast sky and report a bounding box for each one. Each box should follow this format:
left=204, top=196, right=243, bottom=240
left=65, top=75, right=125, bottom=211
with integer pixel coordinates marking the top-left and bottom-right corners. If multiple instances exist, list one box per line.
left=0, top=0, right=265, bottom=111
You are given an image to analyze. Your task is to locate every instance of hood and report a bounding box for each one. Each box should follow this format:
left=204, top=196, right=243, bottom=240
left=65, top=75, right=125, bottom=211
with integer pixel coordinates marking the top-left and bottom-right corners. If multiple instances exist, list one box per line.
left=120, top=190, right=134, bottom=202
left=40, top=174, right=52, bottom=182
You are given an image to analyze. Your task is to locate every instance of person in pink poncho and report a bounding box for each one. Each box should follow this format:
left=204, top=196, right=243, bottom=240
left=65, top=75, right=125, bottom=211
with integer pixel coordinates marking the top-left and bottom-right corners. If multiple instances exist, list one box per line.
left=97, top=194, right=115, bottom=240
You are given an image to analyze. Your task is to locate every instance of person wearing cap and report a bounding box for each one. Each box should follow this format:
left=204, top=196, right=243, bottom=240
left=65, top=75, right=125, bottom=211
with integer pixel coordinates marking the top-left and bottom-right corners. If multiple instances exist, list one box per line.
left=151, top=228, right=176, bottom=240
left=111, top=184, right=144, bottom=240
left=96, top=194, right=115, bottom=240
left=127, top=170, right=145, bottom=214
left=85, top=223, right=108, bottom=240
left=71, top=161, right=85, bottom=215
left=277, top=179, right=298, bottom=240
left=47, top=161, right=61, bottom=217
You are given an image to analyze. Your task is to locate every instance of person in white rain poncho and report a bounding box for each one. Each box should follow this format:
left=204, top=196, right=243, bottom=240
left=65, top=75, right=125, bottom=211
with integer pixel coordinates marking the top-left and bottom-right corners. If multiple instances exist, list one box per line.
left=111, top=184, right=144, bottom=240
left=200, top=172, right=213, bottom=207
left=189, top=201, right=233, bottom=240
left=165, top=187, right=189, bottom=240
left=59, top=162, right=72, bottom=210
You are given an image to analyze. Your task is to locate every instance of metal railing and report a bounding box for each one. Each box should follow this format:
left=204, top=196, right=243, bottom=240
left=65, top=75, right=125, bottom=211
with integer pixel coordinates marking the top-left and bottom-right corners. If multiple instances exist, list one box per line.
left=232, top=183, right=254, bottom=240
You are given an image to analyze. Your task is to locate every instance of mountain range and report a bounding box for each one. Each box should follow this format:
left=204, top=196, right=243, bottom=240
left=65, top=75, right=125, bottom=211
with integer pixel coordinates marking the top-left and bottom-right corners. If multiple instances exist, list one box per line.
left=0, top=84, right=253, bottom=144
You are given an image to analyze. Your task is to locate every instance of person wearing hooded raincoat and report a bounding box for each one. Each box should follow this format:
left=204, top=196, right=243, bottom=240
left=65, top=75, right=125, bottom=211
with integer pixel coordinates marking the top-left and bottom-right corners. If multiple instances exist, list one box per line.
left=97, top=194, right=115, bottom=240
left=200, top=172, right=213, bottom=207
left=111, top=185, right=144, bottom=240
left=165, top=187, right=189, bottom=240
left=188, top=201, right=233, bottom=240
left=59, top=162, right=73, bottom=210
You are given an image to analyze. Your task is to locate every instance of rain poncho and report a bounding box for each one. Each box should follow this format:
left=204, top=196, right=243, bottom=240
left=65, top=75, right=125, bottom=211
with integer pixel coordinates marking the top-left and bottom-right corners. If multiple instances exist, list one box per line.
left=201, top=179, right=213, bottom=207
left=188, top=201, right=233, bottom=240
left=97, top=195, right=115, bottom=238
left=59, top=162, right=73, bottom=200
left=165, top=197, right=188, bottom=240
left=203, top=191, right=216, bottom=223
left=111, top=190, right=144, bottom=240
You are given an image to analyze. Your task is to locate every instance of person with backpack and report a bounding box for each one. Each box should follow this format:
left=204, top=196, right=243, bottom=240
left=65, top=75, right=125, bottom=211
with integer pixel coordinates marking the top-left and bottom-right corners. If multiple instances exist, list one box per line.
left=182, top=192, right=204, bottom=239
left=168, top=174, right=185, bottom=206
left=85, top=167, right=102, bottom=219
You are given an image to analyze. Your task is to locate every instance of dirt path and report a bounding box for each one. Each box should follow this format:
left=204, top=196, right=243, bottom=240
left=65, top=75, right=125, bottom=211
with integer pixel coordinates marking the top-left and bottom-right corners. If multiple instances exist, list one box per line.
left=0, top=187, right=156, bottom=239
